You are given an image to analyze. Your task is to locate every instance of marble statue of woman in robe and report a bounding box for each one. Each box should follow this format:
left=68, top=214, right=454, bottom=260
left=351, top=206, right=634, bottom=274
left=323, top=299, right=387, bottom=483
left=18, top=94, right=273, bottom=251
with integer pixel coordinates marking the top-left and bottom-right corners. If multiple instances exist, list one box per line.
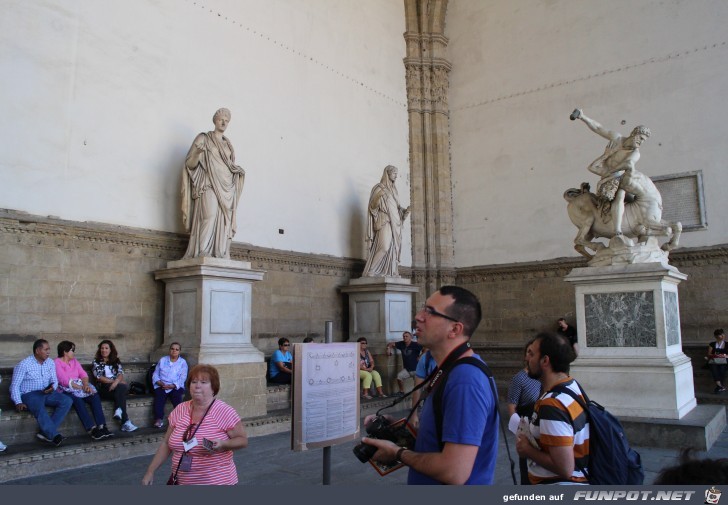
left=362, top=165, right=410, bottom=277
left=181, top=108, right=245, bottom=259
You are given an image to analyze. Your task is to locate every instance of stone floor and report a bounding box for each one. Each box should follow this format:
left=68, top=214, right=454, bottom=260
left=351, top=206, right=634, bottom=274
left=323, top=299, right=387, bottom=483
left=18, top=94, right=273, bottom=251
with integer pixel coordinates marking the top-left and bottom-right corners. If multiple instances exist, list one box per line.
left=5, top=405, right=728, bottom=486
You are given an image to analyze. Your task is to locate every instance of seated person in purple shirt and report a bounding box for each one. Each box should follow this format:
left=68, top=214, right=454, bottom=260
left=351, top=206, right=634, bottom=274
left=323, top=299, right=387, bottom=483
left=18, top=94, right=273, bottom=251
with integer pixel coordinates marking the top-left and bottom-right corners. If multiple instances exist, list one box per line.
left=152, top=342, right=188, bottom=429
left=10, top=339, right=73, bottom=447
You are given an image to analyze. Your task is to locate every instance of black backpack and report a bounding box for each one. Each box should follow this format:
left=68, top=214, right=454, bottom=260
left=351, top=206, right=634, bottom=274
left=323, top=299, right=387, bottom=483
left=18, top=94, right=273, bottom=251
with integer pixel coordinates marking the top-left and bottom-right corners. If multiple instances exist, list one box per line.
left=554, top=382, right=644, bottom=485
left=146, top=363, right=156, bottom=393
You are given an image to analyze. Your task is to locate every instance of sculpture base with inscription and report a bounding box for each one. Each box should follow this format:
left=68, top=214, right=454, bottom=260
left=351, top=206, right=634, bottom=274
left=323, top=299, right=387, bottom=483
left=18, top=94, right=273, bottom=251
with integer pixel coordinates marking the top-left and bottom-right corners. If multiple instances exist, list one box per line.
left=154, top=257, right=267, bottom=418
left=341, top=277, right=419, bottom=394
left=565, top=262, right=725, bottom=449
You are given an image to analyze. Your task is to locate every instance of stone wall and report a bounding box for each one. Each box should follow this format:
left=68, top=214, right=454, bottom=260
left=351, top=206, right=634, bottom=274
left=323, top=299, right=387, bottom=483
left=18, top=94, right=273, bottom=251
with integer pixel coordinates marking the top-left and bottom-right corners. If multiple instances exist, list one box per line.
left=2, top=209, right=725, bottom=368
left=0, top=209, right=364, bottom=367
left=458, top=246, right=728, bottom=348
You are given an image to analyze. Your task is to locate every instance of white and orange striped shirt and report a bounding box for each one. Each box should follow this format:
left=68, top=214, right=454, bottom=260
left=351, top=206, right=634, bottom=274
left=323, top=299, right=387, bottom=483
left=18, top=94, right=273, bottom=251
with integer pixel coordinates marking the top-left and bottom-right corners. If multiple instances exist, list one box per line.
left=527, top=378, right=590, bottom=484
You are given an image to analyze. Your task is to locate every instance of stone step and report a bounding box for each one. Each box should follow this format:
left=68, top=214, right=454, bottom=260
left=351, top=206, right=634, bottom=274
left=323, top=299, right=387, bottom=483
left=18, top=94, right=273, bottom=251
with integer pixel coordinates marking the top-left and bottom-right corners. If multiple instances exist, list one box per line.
left=0, top=396, right=396, bottom=483
left=0, top=394, right=175, bottom=446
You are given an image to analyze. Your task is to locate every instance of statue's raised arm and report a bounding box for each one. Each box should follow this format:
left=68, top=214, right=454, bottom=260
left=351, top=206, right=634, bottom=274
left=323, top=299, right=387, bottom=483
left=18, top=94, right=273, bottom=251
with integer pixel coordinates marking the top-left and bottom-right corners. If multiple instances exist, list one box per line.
left=570, top=109, right=621, bottom=142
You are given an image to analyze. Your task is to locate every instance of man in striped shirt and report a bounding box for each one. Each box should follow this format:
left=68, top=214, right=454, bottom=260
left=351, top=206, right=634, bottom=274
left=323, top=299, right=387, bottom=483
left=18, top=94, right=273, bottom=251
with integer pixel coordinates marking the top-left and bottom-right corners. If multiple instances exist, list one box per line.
left=516, top=332, right=589, bottom=485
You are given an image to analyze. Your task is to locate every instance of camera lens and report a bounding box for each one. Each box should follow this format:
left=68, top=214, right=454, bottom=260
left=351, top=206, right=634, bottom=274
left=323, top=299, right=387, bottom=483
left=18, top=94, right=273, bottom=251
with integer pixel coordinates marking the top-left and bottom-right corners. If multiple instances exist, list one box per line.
left=352, top=442, right=378, bottom=463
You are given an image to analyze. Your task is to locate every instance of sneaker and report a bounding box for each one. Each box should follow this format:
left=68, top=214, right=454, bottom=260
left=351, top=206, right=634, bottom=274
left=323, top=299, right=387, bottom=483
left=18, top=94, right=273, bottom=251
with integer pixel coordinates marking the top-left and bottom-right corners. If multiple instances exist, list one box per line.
left=100, top=426, right=114, bottom=438
left=52, top=434, right=64, bottom=447
left=378, top=394, right=388, bottom=398
left=113, top=408, right=122, bottom=420
left=153, top=419, right=164, bottom=429
left=715, top=386, right=724, bottom=394
left=0, top=440, right=7, bottom=452
left=121, top=420, right=138, bottom=432
left=36, top=433, right=53, bottom=444
left=361, top=394, right=372, bottom=400
left=90, top=427, right=105, bottom=440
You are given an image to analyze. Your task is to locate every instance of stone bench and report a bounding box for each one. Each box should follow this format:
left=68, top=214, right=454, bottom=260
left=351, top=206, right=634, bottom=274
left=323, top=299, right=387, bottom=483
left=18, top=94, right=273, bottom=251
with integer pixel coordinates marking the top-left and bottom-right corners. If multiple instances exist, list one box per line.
left=0, top=362, right=177, bottom=446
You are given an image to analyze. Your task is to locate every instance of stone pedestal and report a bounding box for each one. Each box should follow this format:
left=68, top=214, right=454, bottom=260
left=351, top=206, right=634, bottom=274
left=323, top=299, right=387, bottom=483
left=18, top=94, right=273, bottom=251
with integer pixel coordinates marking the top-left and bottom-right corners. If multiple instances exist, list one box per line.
left=154, top=257, right=267, bottom=418
left=340, top=277, right=419, bottom=350
left=341, top=278, right=419, bottom=395
left=565, top=262, right=695, bottom=419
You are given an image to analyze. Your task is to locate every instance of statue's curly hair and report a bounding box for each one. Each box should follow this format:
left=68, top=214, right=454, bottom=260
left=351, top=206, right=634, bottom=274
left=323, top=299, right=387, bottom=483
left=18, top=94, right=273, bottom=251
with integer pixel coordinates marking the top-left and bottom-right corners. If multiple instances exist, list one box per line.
left=630, top=125, right=651, bottom=137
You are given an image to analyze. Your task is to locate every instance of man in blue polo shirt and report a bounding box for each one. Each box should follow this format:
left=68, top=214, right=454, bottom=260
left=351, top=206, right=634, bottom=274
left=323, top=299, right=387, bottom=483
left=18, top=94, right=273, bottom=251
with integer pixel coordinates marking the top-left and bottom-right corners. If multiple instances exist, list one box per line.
left=365, top=286, right=498, bottom=484
left=386, top=331, right=422, bottom=396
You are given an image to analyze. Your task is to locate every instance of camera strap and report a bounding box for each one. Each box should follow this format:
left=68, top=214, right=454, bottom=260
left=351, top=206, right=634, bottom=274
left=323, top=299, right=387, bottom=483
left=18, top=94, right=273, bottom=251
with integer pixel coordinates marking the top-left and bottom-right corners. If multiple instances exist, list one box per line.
left=374, top=341, right=472, bottom=421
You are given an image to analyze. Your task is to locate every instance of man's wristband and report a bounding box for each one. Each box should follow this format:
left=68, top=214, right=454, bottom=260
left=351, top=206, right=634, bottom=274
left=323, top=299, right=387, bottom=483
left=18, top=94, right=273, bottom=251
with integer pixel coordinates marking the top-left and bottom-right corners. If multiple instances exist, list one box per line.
left=395, top=447, right=407, bottom=463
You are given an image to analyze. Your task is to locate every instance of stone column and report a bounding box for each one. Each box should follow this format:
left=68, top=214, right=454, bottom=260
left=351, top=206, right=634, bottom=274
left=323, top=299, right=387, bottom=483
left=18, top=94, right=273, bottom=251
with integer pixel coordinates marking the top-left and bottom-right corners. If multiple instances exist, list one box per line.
left=154, top=257, right=267, bottom=418
left=404, top=0, right=456, bottom=306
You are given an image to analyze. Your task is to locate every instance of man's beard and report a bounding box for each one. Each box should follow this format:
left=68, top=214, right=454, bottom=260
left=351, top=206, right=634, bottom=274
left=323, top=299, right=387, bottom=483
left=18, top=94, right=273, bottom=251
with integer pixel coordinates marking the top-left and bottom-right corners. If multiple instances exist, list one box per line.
left=527, top=366, right=542, bottom=380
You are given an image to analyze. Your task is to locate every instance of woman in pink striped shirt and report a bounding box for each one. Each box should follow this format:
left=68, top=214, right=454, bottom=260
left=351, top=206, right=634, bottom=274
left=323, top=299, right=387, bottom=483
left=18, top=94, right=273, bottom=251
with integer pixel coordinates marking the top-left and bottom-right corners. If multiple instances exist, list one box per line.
left=142, top=364, right=248, bottom=485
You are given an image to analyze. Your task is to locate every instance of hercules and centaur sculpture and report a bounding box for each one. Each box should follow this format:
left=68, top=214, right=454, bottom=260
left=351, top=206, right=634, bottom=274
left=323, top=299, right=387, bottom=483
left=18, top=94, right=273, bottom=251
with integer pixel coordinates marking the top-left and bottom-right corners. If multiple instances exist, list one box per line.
left=564, top=109, right=681, bottom=264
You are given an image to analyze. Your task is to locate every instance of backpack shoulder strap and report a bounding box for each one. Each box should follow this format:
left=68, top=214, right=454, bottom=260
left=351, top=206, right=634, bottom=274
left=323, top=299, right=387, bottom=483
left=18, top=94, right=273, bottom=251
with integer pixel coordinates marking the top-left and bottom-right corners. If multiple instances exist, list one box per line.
left=430, top=356, right=517, bottom=484
left=432, top=357, right=496, bottom=450
left=548, top=381, right=591, bottom=480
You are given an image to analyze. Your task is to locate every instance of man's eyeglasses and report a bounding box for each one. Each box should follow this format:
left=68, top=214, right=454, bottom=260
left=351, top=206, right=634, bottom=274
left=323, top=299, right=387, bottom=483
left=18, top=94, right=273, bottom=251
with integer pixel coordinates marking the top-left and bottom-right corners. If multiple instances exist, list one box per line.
left=282, top=344, right=290, bottom=347
left=422, top=305, right=460, bottom=323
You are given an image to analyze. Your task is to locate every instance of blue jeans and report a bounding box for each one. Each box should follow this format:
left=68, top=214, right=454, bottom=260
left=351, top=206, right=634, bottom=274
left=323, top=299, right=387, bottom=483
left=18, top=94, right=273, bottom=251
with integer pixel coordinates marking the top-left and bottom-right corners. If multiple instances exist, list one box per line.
left=21, top=390, right=73, bottom=439
left=153, top=387, right=185, bottom=420
left=66, top=392, right=106, bottom=431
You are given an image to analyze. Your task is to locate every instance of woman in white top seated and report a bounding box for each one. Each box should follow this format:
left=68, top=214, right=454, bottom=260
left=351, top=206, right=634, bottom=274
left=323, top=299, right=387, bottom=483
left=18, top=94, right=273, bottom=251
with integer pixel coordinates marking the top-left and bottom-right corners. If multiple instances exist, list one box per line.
left=152, top=342, right=188, bottom=428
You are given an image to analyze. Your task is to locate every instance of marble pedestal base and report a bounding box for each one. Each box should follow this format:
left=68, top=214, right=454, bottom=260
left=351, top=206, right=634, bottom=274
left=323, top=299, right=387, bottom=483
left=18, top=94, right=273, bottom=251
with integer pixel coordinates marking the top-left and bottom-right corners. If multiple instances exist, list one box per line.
left=341, top=278, right=419, bottom=395
left=565, top=262, right=696, bottom=419
left=340, top=277, right=419, bottom=350
left=154, top=257, right=267, bottom=417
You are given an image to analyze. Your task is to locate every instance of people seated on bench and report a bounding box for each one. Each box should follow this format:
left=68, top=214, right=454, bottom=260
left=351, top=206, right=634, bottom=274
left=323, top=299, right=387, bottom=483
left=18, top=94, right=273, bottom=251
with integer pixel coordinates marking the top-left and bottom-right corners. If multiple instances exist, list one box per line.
left=269, top=337, right=292, bottom=385
left=10, top=338, right=73, bottom=447
left=92, top=339, right=138, bottom=432
left=357, top=337, right=387, bottom=399
left=55, top=340, right=113, bottom=440
left=152, top=342, right=188, bottom=429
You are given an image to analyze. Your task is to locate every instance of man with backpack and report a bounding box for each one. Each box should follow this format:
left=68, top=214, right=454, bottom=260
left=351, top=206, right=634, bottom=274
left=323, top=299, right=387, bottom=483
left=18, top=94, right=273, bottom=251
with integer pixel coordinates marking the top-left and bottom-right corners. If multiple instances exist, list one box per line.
left=363, top=286, right=499, bottom=484
left=516, top=332, right=589, bottom=484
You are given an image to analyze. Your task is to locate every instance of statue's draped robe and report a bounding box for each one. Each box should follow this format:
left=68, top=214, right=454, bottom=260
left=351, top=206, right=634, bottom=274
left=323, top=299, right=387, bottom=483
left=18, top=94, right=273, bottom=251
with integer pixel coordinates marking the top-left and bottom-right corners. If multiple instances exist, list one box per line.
left=181, top=132, right=245, bottom=259
left=362, top=173, right=406, bottom=277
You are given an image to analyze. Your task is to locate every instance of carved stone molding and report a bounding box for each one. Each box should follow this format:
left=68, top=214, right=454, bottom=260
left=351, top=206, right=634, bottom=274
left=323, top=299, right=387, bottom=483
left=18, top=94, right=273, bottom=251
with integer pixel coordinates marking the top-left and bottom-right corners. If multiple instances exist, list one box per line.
left=405, top=61, right=451, bottom=113
left=456, top=245, right=728, bottom=284
left=0, top=209, right=363, bottom=278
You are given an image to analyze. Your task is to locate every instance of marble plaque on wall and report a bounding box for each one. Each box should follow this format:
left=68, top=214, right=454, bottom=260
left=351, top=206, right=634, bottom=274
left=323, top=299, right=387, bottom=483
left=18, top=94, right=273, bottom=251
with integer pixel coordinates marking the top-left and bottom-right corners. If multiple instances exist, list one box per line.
left=210, top=290, right=245, bottom=334
left=356, top=301, right=380, bottom=333
left=171, top=289, right=196, bottom=335
left=664, top=291, right=681, bottom=346
left=585, top=291, right=656, bottom=347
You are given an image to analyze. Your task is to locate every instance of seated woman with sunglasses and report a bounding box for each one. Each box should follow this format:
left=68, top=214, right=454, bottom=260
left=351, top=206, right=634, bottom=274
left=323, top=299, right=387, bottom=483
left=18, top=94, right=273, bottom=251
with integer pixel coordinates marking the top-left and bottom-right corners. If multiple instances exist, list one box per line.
left=142, top=364, right=248, bottom=485
left=268, top=337, right=293, bottom=385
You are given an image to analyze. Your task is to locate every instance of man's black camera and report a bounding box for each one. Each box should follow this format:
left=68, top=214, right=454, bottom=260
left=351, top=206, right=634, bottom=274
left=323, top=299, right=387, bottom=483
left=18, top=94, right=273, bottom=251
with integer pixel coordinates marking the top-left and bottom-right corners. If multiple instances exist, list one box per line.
left=352, top=415, right=415, bottom=464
